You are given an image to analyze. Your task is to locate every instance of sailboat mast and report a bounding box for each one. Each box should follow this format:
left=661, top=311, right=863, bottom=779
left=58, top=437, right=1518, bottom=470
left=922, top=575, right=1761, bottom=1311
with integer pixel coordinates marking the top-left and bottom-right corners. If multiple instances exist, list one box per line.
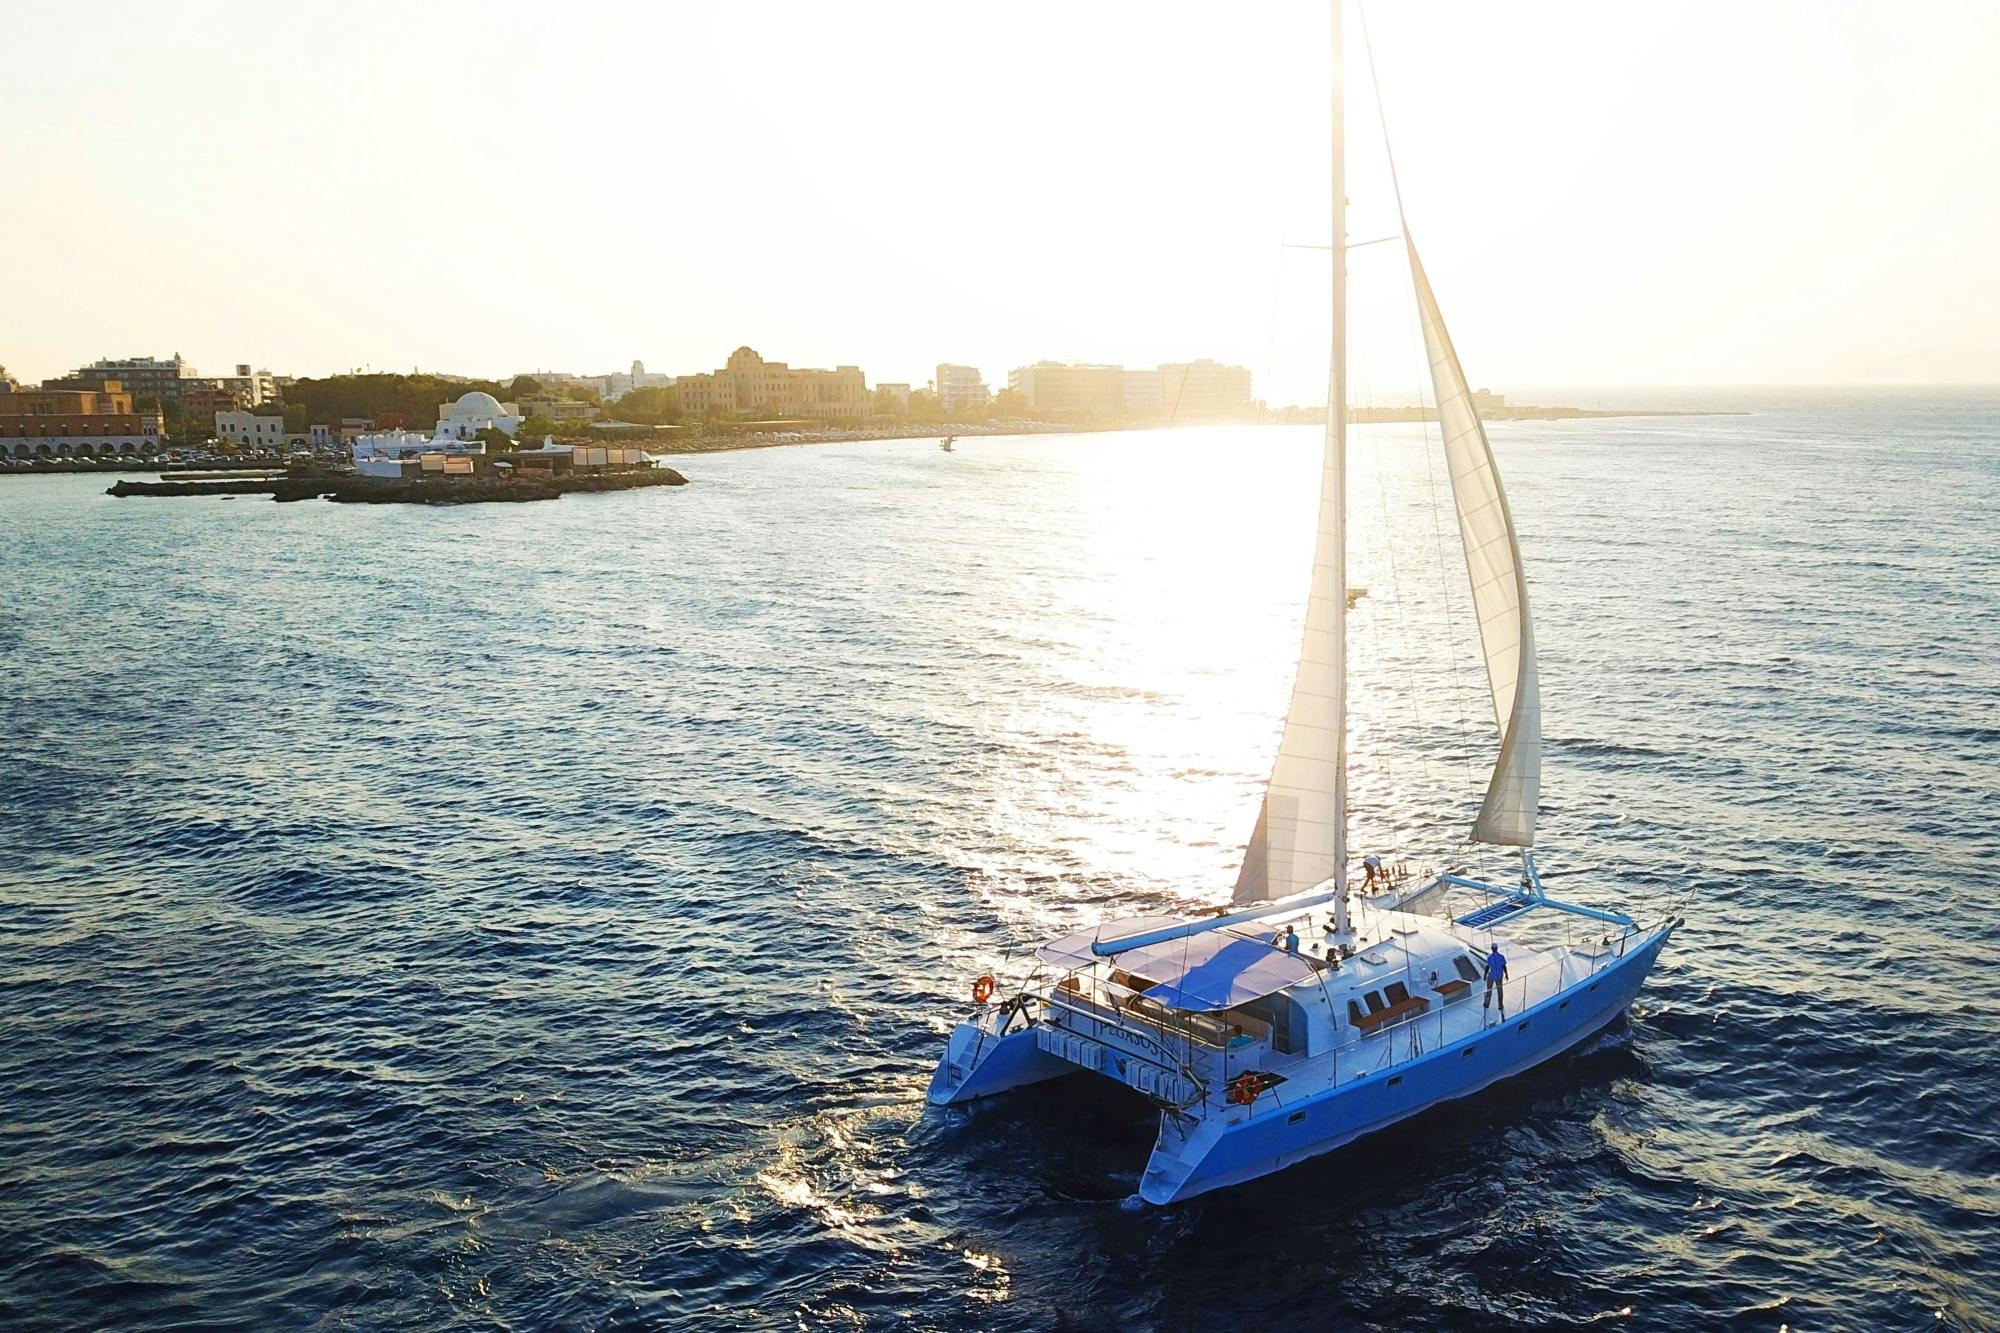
left=1328, top=0, right=1351, bottom=937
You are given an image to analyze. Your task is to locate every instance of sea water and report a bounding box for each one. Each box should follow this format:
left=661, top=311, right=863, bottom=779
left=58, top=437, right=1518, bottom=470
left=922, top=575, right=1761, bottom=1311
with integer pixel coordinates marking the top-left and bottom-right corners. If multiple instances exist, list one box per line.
left=1, top=389, right=1995, bottom=1329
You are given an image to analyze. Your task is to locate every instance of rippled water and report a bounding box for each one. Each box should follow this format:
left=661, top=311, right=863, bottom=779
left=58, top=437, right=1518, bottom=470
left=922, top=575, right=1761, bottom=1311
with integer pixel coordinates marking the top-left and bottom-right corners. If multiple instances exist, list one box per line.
left=2, top=392, right=1996, bottom=1330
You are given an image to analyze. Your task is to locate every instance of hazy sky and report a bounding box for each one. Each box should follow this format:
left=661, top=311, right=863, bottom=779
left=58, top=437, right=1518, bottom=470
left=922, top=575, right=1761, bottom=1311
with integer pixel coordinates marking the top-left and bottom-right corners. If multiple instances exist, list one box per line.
left=4, top=0, right=1995, bottom=398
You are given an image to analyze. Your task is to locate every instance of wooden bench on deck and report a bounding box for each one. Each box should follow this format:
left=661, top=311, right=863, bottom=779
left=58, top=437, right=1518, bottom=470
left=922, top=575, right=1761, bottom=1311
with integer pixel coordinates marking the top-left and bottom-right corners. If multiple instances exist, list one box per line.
left=1432, top=978, right=1472, bottom=1005
left=1349, top=994, right=1430, bottom=1034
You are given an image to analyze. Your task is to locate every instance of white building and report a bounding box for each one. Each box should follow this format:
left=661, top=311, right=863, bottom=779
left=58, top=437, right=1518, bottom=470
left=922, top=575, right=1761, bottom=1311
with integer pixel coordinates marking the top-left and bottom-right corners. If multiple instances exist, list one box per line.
left=352, top=428, right=488, bottom=478
left=935, top=363, right=990, bottom=412
left=216, top=410, right=286, bottom=450
left=434, top=390, right=523, bottom=440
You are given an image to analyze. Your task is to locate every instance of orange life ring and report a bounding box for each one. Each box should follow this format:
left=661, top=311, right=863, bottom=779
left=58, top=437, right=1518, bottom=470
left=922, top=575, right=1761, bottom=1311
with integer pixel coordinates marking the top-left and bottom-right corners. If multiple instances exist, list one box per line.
left=971, top=975, right=996, bottom=1004
left=1227, top=1073, right=1261, bottom=1106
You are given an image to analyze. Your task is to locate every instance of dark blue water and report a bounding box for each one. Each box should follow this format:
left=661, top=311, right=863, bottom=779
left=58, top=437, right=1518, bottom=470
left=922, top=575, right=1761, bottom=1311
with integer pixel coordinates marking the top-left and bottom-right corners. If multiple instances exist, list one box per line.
left=3, top=392, right=1996, bottom=1330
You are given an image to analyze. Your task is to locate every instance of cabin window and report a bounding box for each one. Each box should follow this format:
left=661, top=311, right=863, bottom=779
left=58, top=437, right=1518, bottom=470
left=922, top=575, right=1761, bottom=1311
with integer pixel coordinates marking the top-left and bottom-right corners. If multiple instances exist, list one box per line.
left=1363, top=991, right=1386, bottom=1014
left=1288, top=1111, right=1306, bottom=1124
left=1384, top=982, right=1411, bottom=1006
left=1347, top=999, right=1365, bottom=1027
left=1453, top=956, right=1481, bottom=983
left=1387, top=1075, right=1402, bottom=1087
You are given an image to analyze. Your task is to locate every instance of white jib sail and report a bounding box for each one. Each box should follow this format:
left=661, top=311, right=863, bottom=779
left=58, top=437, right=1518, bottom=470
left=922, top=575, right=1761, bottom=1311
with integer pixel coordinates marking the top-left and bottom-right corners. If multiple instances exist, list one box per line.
left=1408, top=238, right=1542, bottom=846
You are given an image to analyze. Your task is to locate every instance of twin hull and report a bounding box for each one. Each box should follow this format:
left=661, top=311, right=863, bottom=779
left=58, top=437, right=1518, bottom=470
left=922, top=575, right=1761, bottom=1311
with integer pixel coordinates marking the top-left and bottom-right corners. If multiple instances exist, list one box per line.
left=930, top=927, right=1671, bottom=1205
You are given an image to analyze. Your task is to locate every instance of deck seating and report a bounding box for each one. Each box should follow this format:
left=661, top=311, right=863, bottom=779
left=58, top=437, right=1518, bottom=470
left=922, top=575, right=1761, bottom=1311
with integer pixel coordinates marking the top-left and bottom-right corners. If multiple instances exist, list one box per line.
left=1433, top=978, right=1472, bottom=1004
left=1350, top=994, right=1430, bottom=1034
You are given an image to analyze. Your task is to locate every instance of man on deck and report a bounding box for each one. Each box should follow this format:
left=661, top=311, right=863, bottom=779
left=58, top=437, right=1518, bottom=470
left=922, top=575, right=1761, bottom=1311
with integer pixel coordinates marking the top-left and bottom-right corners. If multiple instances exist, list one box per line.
left=1484, top=944, right=1509, bottom=1019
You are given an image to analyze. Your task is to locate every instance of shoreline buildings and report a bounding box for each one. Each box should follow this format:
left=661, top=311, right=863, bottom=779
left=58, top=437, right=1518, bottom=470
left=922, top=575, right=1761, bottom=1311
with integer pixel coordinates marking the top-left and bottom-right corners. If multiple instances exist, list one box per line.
left=435, top=391, right=523, bottom=440
left=675, top=346, right=868, bottom=421
left=0, top=381, right=166, bottom=457
left=1009, top=358, right=1255, bottom=419
left=935, top=364, right=990, bottom=413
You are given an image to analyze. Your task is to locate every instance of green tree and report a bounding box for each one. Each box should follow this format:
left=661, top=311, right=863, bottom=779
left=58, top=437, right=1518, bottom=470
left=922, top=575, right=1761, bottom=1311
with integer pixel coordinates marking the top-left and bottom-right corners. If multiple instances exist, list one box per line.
left=473, top=426, right=512, bottom=450
left=504, top=375, right=544, bottom=400
left=989, top=388, right=1030, bottom=418
left=610, top=386, right=680, bottom=425
left=518, top=414, right=560, bottom=442
left=906, top=389, right=944, bottom=422
left=282, top=402, right=310, bottom=431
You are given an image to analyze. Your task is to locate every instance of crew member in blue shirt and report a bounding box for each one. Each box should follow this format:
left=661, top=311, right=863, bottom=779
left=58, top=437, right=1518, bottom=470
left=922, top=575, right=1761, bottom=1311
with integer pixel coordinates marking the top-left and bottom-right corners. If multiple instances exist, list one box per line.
left=1483, top=943, right=1509, bottom=1018
left=1283, top=924, right=1300, bottom=955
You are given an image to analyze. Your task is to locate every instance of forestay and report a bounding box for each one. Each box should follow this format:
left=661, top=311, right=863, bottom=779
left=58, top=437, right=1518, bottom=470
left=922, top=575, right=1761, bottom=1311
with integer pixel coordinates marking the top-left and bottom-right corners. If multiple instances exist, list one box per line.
left=1408, top=238, right=1542, bottom=846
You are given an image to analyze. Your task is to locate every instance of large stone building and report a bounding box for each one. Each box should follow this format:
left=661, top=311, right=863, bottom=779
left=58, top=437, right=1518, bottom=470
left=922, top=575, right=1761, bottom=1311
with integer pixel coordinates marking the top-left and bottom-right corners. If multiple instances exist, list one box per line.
left=1158, top=360, right=1254, bottom=418
left=675, top=346, right=868, bottom=421
left=934, top=363, right=990, bottom=413
left=0, top=381, right=165, bottom=457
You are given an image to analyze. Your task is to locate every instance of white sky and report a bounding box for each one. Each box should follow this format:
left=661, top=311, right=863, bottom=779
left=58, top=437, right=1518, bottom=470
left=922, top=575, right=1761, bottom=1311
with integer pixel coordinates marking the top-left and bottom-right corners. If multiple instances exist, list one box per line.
left=3, top=0, right=1995, bottom=398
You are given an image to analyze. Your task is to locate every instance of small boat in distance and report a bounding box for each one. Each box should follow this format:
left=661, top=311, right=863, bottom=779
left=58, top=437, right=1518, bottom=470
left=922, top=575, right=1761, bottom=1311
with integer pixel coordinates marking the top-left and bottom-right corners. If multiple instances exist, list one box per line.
left=940, top=435, right=955, bottom=452
left=925, top=0, right=1682, bottom=1206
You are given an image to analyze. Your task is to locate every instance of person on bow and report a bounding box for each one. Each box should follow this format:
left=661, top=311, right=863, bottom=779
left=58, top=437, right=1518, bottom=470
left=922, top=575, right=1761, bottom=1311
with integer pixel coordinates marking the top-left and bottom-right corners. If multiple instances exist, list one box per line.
left=1483, top=943, right=1509, bottom=1019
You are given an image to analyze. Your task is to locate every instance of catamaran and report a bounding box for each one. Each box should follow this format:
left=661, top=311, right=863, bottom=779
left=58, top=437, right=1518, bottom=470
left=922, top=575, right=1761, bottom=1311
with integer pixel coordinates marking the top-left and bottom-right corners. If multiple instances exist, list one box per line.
left=926, top=1, right=1683, bottom=1206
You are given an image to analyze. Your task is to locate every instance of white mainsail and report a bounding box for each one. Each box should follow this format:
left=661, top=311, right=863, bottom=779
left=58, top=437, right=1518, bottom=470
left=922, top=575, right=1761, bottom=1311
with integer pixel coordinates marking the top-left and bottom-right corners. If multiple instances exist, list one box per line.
left=1407, top=238, right=1541, bottom=846
left=1234, top=6, right=1349, bottom=908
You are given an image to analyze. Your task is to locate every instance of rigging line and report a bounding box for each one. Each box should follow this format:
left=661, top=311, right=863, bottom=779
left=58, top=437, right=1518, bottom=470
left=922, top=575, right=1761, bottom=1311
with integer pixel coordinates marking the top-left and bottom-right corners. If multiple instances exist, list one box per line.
left=1362, top=0, right=1487, bottom=872
left=1260, top=241, right=1289, bottom=432
left=1284, top=235, right=1402, bottom=252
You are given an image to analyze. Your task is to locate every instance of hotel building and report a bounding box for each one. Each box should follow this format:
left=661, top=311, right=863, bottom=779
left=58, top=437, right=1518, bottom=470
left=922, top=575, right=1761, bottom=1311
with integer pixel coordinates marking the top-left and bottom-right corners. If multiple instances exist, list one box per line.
left=935, top=363, right=990, bottom=413
left=1158, top=360, right=1255, bottom=418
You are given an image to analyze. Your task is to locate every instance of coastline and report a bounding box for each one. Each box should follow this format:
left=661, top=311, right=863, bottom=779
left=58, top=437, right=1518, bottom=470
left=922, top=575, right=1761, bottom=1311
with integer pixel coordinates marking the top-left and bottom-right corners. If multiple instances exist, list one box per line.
left=0, top=407, right=1750, bottom=483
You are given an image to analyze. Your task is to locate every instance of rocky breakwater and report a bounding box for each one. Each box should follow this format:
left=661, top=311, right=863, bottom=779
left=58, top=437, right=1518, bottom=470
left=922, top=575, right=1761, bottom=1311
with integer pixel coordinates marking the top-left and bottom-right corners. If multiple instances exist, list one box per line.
left=107, top=468, right=689, bottom=506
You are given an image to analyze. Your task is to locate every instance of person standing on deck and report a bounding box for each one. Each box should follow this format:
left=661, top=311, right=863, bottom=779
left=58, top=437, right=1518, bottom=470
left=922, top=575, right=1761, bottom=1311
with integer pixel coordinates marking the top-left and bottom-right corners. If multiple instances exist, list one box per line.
left=1362, top=853, right=1384, bottom=889
left=1483, top=944, right=1509, bottom=1019
left=1283, top=924, right=1300, bottom=955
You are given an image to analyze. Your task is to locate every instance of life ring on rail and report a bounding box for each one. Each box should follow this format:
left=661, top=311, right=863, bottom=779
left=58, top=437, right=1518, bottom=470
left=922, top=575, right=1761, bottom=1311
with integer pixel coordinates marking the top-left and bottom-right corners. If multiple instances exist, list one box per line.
left=971, top=975, right=996, bottom=1005
left=1227, top=1073, right=1261, bottom=1106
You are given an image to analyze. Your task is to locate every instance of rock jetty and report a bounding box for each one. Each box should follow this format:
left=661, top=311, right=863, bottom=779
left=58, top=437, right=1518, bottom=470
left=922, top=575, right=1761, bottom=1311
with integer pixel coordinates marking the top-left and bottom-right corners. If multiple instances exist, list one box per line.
left=107, top=468, right=688, bottom=506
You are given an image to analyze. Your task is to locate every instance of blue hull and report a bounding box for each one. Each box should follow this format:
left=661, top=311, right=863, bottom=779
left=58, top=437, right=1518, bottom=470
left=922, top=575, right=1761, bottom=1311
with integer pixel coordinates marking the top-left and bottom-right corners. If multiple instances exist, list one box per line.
left=1140, top=925, right=1673, bottom=1204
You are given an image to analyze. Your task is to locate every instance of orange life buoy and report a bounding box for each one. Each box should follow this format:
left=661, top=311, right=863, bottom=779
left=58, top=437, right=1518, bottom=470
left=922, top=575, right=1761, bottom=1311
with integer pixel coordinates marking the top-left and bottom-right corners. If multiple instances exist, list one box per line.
left=1227, top=1073, right=1261, bottom=1106
left=971, top=975, right=996, bottom=1004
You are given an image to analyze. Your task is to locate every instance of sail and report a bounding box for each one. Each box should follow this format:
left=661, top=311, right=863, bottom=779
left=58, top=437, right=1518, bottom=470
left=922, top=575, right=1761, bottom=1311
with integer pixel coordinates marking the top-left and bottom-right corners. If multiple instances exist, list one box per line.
left=1232, top=423, right=1347, bottom=904
left=1234, top=0, right=1350, bottom=907
left=1408, top=238, right=1541, bottom=846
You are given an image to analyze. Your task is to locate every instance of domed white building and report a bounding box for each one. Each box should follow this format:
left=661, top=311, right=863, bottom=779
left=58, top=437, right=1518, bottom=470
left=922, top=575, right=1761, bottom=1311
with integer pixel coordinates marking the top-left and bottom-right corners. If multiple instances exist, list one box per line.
left=435, top=390, right=523, bottom=440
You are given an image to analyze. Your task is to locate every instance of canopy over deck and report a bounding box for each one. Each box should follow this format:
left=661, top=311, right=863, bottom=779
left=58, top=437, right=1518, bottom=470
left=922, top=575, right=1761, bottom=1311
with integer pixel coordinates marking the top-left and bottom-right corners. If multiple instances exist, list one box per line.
left=1037, top=916, right=1185, bottom=971
left=1119, top=929, right=1321, bottom=1012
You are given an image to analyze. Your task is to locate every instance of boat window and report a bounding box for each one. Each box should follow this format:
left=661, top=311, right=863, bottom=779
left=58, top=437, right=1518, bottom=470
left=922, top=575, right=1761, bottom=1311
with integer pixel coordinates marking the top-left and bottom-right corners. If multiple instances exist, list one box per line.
left=1347, top=999, right=1365, bottom=1027
left=1384, top=982, right=1411, bottom=1006
left=1454, top=955, right=1481, bottom=983
left=1363, top=991, right=1386, bottom=1014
